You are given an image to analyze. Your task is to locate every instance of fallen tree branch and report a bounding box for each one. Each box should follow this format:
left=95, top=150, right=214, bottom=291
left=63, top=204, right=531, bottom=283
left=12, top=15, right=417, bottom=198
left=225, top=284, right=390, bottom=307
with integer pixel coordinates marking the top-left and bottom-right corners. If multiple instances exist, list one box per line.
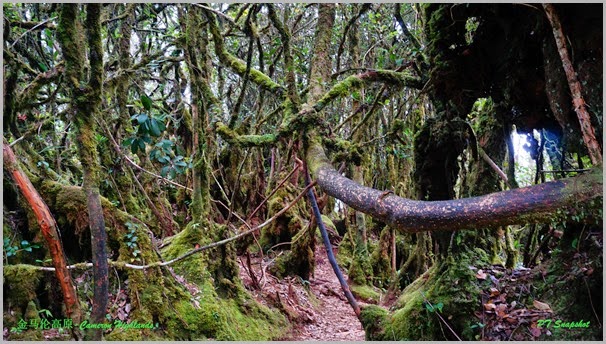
left=305, top=134, right=602, bottom=233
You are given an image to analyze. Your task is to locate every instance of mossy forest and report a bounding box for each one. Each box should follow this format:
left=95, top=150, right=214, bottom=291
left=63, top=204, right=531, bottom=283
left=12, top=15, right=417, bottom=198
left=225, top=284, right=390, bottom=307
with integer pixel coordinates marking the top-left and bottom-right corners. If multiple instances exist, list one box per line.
left=2, top=3, right=603, bottom=341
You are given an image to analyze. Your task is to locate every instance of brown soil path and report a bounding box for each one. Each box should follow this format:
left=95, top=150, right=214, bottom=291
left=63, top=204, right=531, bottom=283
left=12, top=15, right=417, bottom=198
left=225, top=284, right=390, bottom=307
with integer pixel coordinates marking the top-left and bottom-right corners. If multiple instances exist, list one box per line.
left=238, top=244, right=366, bottom=341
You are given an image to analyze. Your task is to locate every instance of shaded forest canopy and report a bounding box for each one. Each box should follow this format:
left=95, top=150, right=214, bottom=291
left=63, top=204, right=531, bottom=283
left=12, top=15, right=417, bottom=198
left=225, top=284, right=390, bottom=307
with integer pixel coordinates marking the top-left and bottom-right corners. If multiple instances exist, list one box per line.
left=2, top=3, right=603, bottom=341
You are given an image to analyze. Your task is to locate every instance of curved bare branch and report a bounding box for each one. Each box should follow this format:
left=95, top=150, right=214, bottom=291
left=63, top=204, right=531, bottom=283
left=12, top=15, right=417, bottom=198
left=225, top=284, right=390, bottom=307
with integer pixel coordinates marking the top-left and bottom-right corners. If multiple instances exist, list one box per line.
left=306, top=137, right=602, bottom=233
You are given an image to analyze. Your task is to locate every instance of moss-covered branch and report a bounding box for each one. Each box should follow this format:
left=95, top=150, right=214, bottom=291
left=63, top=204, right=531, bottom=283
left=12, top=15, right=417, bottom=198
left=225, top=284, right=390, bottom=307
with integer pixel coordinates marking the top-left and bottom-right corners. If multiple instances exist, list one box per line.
left=313, top=69, right=422, bottom=111
left=205, top=8, right=285, bottom=97
left=15, top=63, right=64, bottom=111
left=267, top=4, right=301, bottom=107
left=216, top=68, right=423, bottom=148
left=306, top=135, right=602, bottom=233
left=215, top=122, right=277, bottom=147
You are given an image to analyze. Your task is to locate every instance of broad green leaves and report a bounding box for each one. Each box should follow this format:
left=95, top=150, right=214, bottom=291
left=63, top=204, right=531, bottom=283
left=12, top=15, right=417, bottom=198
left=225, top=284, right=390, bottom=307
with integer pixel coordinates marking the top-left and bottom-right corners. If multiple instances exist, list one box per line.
left=123, top=112, right=167, bottom=154
left=140, top=94, right=153, bottom=111
left=122, top=94, right=191, bottom=180
left=3, top=239, right=41, bottom=258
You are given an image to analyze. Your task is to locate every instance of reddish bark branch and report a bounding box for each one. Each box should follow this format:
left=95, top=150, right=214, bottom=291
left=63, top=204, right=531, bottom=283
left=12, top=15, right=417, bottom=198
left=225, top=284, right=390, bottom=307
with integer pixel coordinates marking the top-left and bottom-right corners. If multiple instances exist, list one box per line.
left=543, top=4, right=602, bottom=165
left=3, top=140, right=82, bottom=324
left=479, top=148, right=511, bottom=189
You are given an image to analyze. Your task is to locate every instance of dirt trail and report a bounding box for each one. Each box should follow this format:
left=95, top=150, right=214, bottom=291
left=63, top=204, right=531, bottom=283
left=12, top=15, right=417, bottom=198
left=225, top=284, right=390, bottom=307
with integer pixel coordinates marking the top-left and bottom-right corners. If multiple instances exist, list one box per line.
left=238, top=245, right=366, bottom=341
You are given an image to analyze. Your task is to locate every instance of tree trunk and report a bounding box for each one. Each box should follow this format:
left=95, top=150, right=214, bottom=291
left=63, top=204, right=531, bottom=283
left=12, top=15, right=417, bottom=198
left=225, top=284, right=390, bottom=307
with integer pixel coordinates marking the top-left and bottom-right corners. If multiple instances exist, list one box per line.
left=281, top=3, right=337, bottom=279
left=57, top=4, right=109, bottom=339
left=3, top=140, right=82, bottom=338
left=543, top=4, right=603, bottom=166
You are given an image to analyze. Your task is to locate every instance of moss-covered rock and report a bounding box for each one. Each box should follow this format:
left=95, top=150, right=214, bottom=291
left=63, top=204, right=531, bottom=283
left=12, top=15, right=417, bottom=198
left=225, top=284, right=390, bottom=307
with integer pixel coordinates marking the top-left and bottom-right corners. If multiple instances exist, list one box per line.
left=365, top=247, right=490, bottom=340
left=351, top=284, right=381, bottom=304
left=360, top=304, right=389, bottom=340
left=3, top=264, right=43, bottom=312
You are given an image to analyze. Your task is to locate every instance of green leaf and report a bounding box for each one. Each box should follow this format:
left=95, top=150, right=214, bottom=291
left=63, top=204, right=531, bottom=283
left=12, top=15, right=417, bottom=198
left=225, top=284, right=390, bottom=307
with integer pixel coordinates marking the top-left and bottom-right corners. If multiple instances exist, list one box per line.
left=136, top=113, right=149, bottom=125
left=157, top=139, right=173, bottom=149
left=149, top=119, right=162, bottom=137
left=38, top=62, right=48, bottom=72
left=122, top=137, right=135, bottom=147
left=150, top=149, right=160, bottom=159
left=140, top=95, right=153, bottom=111
left=138, top=139, right=146, bottom=151
left=131, top=140, right=139, bottom=154
left=435, top=302, right=444, bottom=312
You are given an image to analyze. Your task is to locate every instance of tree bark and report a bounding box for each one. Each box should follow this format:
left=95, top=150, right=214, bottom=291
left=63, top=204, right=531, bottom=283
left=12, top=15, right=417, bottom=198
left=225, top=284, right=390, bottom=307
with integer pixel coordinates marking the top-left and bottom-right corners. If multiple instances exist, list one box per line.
left=3, top=140, right=82, bottom=335
left=306, top=138, right=602, bottom=233
left=57, top=4, right=108, bottom=339
left=543, top=4, right=603, bottom=166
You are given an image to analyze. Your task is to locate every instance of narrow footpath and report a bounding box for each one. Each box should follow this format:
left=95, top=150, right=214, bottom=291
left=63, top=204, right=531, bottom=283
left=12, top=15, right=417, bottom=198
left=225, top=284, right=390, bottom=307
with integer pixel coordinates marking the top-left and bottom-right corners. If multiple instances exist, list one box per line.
left=289, top=245, right=366, bottom=341
left=238, top=245, right=366, bottom=341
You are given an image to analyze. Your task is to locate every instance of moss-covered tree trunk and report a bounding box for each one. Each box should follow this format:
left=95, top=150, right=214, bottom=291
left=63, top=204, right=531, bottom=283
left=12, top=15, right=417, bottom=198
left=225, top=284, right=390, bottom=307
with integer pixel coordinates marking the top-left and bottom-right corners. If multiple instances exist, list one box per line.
left=346, top=6, right=373, bottom=285
left=282, top=3, right=336, bottom=280
left=57, top=4, right=108, bottom=340
left=462, top=100, right=518, bottom=267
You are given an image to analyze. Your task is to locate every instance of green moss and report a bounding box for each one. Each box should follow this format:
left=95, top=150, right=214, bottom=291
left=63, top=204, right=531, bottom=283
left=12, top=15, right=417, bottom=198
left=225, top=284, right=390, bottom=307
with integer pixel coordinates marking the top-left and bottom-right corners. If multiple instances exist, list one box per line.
left=314, top=75, right=365, bottom=110
left=351, top=284, right=381, bottom=304
left=161, top=221, right=211, bottom=284
left=207, top=14, right=283, bottom=96
left=5, top=330, right=44, bottom=341
left=215, top=122, right=277, bottom=147
left=260, top=181, right=305, bottom=251
left=157, top=220, right=288, bottom=340
left=370, top=227, right=394, bottom=287
left=360, top=304, right=389, bottom=340
left=530, top=238, right=603, bottom=340
left=207, top=224, right=242, bottom=298
left=369, top=248, right=491, bottom=340
left=323, top=137, right=363, bottom=165
left=3, top=264, right=43, bottom=309
left=24, top=300, right=40, bottom=321
left=348, top=250, right=371, bottom=285
left=130, top=276, right=287, bottom=340
left=270, top=224, right=315, bottom=280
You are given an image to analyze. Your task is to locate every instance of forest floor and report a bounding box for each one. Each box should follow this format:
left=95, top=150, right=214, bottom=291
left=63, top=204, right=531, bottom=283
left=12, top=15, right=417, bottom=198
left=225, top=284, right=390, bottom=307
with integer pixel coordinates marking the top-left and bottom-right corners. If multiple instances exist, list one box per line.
left=238, top=244, right=366, bottom=341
